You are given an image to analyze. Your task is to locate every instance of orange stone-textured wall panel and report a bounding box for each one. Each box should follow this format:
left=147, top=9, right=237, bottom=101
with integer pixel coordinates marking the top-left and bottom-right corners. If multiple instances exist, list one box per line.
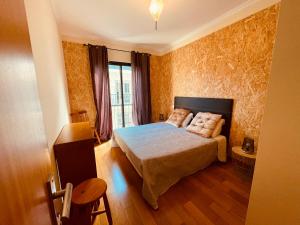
left=62, top=41, right=97, bottom=125
left=150, top=5, right=280, bottom=149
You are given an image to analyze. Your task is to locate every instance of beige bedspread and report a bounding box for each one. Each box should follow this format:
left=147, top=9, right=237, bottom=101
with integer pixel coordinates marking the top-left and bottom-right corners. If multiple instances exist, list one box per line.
left=112, top=122, right=219, bottom=209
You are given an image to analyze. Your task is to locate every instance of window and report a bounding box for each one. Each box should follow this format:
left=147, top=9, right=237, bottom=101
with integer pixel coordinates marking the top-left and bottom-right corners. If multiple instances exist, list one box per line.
left=109, top=62, right=133, bottom=129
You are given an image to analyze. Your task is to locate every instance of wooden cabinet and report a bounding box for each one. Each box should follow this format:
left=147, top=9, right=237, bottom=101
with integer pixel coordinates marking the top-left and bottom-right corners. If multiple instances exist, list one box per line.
left=54, top=122, right=97, bottom=188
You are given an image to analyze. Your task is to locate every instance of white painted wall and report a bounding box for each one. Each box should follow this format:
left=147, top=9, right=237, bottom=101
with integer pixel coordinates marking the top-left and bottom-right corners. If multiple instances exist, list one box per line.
left=246, top=1, right=300, bottom=224
left=108, top=49, right=131, bottom=63
left=24, top=0, right=70, bottom=157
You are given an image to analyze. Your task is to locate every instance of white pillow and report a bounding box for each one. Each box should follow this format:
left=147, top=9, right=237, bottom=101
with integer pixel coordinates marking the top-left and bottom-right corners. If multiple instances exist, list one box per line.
left=211, top=119, right=225, bottom=138
left=181, top=113, right=193, bottom=128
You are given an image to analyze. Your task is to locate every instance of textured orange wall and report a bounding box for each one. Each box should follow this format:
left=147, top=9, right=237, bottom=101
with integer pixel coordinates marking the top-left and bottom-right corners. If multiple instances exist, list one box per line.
left=62, top=41, right=97, bottom=125
left=150, top=5, right=280, bottom=148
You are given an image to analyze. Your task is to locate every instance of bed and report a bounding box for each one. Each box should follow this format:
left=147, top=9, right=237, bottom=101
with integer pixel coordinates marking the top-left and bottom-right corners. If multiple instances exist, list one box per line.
left=112, top=97, right=233, bottom=209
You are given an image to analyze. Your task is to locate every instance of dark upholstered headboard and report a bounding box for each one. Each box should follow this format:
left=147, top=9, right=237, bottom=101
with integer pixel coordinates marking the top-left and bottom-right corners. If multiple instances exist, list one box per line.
left=174, top=96, right=234, bottom=141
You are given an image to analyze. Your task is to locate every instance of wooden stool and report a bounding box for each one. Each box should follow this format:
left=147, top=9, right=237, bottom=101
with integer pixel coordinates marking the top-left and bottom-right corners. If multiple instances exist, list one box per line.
left=71, top=178, right=112, bottom=225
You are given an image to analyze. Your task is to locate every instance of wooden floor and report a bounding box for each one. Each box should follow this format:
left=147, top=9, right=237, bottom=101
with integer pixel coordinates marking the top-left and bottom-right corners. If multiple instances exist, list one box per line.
left=94, top=142, right=252, bottom=225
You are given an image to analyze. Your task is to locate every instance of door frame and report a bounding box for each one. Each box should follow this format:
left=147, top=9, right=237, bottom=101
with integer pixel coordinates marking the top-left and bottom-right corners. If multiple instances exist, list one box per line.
left=109, top=61, right=132, bottom=128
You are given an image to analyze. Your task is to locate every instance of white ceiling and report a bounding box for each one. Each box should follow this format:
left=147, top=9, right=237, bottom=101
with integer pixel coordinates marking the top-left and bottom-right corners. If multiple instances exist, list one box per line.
left=51, top=0, right=279, bottom=55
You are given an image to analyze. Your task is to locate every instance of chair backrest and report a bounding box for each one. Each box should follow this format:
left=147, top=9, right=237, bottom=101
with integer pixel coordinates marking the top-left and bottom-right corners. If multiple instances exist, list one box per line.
left=70, top=110, right=101, bottom=144
left=70, top=110, right=89, bottom=123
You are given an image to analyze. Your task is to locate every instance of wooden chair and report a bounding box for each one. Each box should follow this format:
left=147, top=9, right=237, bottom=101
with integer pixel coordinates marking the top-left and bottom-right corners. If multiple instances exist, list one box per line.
left=70, top=110, right=101, bottom=145
left=71, top=178, right=112, bottom=225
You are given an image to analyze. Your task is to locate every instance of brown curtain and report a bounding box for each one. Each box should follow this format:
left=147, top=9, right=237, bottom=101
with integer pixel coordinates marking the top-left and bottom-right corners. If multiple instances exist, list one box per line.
left=131, top=51, right=152, bottom=125
left=88, top=45, right=112, bottom=141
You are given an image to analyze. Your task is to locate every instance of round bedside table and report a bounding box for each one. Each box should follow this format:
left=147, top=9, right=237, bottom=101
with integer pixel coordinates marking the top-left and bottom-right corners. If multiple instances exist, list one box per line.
left=232, top=146, right=256, bottom=176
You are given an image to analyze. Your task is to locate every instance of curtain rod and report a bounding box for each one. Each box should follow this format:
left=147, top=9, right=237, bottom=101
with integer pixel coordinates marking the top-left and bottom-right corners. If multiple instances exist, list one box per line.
left=83, top=44, right=131, bottom=53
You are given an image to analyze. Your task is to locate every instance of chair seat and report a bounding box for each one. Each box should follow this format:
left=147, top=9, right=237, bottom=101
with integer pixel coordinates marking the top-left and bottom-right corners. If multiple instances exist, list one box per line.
left=72, top=178, right=107, bottom=205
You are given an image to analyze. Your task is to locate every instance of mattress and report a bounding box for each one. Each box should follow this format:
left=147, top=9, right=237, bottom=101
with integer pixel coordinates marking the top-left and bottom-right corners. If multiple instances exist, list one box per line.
left=112, top=122, right=224, bottom=209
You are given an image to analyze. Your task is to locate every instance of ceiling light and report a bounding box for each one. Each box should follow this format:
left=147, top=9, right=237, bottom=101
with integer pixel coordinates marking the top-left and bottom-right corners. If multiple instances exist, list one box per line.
left=149, top=0, right=164, bottom=31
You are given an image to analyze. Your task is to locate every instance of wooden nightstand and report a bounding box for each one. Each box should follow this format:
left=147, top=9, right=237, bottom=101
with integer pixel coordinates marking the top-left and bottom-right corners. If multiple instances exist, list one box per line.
left=232, top=146, right=256, bottom=176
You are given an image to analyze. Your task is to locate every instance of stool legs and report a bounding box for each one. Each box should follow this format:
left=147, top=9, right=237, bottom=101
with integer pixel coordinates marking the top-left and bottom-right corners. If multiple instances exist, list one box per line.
left=103, top=193, right=112, bottom=225
left=71, top=204, right=93, bottom=225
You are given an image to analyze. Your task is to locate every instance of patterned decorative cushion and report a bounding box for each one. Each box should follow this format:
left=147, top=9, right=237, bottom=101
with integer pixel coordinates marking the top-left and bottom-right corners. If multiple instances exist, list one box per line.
left=166, top=108, right=191, bottom=127
left=186, top=112, right=222, bottom=138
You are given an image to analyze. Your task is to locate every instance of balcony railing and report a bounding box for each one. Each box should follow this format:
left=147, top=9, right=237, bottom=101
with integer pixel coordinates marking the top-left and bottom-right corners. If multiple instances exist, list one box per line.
left=111, top=93, right=132, bottom=105
left=111, top=93, right=133, bottom=129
